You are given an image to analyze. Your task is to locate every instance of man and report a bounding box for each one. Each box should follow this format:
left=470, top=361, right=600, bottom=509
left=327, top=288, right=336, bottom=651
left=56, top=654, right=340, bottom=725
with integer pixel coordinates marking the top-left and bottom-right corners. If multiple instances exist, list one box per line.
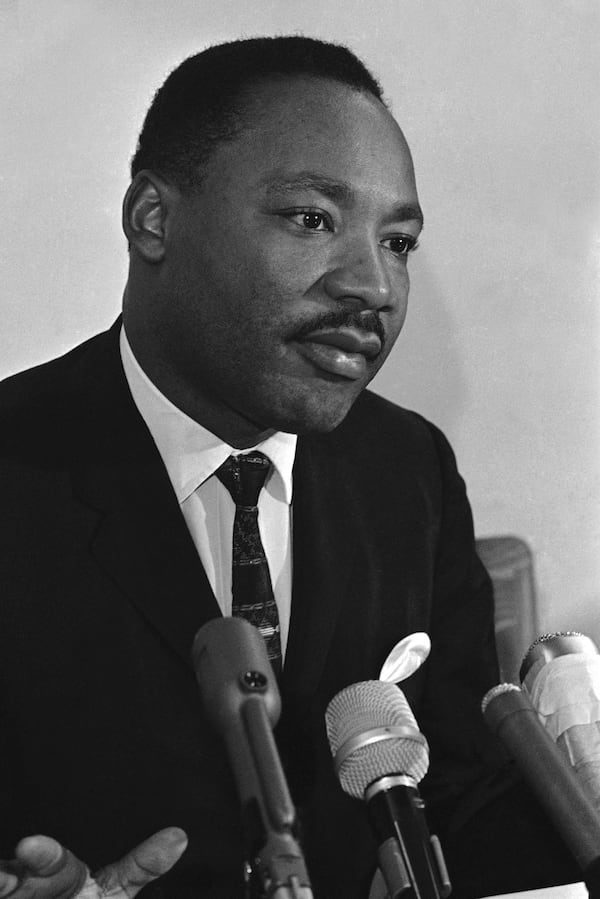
left=0, top=36, right=578, bottom=899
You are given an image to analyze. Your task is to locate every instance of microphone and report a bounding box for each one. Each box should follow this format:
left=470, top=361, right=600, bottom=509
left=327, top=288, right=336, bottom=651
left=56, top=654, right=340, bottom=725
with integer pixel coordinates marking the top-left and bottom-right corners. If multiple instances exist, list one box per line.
left=192, top=617, right=313, bottom=899
left=521, top=631, right=600, bottom=812
left=325, top=680, right=451, bottom=899
left=482, top=682, right=600, bottom=897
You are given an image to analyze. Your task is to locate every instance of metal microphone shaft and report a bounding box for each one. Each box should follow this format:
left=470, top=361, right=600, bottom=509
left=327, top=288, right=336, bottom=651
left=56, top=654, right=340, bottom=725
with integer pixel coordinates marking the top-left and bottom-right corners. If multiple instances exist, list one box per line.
left=366, top=774, right=450, bottom=899
left=193, top=617, right=313, bottom=899
left=483, top=682, right=600, bottom=890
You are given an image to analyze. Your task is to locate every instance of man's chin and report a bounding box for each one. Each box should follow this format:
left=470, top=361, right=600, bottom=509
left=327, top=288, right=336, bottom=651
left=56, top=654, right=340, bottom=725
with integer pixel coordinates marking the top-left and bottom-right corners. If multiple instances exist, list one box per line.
left=265, top=389, right=362, bottom=435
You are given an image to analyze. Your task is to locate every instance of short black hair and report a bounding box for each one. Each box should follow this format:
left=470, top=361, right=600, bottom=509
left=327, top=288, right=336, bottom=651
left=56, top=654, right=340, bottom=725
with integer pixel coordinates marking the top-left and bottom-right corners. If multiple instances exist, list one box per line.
left=131, top=35, right=385, bottom=191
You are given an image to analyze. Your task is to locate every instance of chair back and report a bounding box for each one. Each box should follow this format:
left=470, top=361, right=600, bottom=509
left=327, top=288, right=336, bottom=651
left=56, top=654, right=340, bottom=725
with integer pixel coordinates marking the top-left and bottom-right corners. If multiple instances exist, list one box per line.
left=476, top=535, right=539, bottom=683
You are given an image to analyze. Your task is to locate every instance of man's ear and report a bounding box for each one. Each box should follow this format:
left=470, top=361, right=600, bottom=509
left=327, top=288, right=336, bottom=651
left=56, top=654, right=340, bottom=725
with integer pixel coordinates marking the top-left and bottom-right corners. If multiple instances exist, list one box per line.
left=122, top=171, right=178, bottom=263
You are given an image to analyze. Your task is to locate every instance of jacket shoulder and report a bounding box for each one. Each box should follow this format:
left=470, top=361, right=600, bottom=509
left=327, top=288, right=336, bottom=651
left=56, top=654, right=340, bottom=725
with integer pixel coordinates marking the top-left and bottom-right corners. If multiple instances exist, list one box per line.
left=339, top=388, right=457, bottom=473
left=0, top=328, right=113, bottom=411
left=0, top=324, right=122, bottom=464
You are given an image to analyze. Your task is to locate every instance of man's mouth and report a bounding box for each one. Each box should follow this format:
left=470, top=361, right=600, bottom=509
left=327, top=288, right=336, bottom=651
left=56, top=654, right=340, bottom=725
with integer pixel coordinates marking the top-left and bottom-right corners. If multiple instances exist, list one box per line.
left=293, top=326, right=382, bottom=380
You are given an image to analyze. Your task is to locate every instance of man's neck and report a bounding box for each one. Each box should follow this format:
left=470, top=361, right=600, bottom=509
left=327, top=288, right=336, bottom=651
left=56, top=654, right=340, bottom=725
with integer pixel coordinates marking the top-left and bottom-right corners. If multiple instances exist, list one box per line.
left=122, top=319, right=276, bottom=448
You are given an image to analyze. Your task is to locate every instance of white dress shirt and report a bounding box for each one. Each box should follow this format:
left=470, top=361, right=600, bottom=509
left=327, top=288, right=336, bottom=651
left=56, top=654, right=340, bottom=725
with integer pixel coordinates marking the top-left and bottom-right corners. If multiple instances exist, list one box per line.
left=119, top=327, right=297, bottom=656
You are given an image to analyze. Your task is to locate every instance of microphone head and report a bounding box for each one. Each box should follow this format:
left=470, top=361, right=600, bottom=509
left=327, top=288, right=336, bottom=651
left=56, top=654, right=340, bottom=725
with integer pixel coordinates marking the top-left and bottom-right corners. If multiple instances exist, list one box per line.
left=325, top=680, right=429, bottom=800
left=481, top=682, right=528, bottom=733
left=520, top=631, right=599, bottom=691
left=192, top=617, right=281, bottom=734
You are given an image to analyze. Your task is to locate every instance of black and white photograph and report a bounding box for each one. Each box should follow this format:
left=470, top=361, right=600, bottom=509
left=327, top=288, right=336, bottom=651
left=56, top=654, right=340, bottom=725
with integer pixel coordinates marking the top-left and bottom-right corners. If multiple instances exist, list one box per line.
left=1, top=2, right=598, bottom=897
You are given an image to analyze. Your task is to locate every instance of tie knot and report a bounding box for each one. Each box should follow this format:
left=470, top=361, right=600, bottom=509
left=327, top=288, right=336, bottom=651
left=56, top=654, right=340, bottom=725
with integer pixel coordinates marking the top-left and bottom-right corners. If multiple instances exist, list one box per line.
left=216, top=452, right=272, bottom=507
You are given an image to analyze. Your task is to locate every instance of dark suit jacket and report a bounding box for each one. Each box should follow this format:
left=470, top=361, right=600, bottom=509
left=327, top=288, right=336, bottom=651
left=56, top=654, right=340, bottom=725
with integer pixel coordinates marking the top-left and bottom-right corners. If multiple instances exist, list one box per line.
left=0, top=322, right=578, bottom=898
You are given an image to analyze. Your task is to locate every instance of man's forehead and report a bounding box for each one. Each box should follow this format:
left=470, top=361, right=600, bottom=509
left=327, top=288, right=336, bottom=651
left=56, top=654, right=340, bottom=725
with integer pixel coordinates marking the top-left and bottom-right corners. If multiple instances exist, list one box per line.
left=204, top=77, right=421, bottom=218
left=239, top=73, right=392, bottom=139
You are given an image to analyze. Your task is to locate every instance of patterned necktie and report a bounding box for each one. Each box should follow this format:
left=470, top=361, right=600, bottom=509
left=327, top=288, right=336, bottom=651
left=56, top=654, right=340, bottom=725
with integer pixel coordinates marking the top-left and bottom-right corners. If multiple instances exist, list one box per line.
left=215, top=452, right=282, bottom=677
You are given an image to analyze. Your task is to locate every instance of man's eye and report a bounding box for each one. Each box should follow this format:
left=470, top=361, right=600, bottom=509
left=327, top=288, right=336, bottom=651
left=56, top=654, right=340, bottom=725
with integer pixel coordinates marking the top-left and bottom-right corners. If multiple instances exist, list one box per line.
left=289, top=211, right=332, bottom=231
left=384, top=235, right=419, bottom=256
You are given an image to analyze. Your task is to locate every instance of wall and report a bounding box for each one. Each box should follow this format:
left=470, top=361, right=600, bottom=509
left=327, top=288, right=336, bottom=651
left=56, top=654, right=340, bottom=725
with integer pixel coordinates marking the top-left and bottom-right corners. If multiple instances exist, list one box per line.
left=1, top=0, right=599, bottom=642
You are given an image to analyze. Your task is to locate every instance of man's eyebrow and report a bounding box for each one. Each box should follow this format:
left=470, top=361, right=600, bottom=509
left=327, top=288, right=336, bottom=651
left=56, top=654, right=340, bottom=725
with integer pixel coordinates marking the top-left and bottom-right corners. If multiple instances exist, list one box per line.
left=389, top=201, right=424, bottom=228
left=264, top=173, right=355, bottom=204
left=263, top=172, right=424, bottom=226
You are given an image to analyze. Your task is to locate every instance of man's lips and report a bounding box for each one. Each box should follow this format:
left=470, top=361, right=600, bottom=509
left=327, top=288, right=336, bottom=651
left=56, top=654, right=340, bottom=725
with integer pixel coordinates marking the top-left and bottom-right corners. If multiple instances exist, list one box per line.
left=293, top=326, right=383, bottom=380
left=302, top=327, right=382, bottom=358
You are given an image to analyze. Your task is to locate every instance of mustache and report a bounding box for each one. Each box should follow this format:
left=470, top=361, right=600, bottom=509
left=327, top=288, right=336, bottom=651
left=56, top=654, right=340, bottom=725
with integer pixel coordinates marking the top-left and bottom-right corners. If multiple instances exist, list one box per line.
left=293, top=310, right=386, bottom=346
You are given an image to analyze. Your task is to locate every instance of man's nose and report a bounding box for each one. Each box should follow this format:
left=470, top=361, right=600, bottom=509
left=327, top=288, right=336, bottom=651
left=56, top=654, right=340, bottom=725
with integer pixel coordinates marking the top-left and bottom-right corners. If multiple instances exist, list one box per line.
left=321, top=240, right=395, bottom=311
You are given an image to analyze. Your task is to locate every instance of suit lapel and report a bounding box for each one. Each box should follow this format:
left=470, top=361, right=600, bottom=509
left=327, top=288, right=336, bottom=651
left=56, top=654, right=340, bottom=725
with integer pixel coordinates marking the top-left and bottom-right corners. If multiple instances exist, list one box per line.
left=64, top=323, right=364, bottom=684
left=69, top=324, right=220, bottom=670
left=283, top=433, right=360, bottom=697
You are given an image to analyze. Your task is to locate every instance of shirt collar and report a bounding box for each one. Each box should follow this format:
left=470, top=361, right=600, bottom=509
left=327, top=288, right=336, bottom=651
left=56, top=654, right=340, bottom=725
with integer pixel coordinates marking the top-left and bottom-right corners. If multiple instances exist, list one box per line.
left=119, top=326, right=297, bottom=506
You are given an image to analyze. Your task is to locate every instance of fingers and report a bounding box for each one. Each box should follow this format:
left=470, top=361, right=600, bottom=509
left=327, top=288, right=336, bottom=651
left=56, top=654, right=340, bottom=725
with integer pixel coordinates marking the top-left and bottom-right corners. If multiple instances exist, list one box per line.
left=0, top=837, right=88, bottom=899
left=14, top=838, right=64, bottom=878
left=0, top=828, right=187, bottom=899
left=94, top=828, right=188, bottom=899
left=0, top=869, right=19, bottom=899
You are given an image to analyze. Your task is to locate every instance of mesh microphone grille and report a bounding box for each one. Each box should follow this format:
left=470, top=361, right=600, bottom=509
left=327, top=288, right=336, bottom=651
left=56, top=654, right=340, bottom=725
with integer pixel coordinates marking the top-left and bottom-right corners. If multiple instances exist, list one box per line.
left=325, top=681, right=429, bottom=799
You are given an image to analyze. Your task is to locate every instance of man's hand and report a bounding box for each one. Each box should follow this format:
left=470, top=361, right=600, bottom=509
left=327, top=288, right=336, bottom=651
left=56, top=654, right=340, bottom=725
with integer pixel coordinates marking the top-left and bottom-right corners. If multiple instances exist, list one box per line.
left=0, top=828, right=188, bottom=899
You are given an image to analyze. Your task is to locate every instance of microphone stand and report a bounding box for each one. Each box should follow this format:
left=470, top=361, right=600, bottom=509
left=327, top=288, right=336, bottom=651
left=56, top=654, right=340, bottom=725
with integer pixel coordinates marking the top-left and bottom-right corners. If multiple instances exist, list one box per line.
left=366, top=775, right=451, bottom=899
left=232, top=689, right=312, bottom=899
left=193, top=618, right=313, bottom=899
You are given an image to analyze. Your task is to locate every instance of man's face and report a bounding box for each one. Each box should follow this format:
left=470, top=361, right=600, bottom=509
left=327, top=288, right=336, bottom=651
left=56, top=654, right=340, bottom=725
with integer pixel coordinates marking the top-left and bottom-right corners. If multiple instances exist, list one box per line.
left=153, top=76, right=422, bottom=440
